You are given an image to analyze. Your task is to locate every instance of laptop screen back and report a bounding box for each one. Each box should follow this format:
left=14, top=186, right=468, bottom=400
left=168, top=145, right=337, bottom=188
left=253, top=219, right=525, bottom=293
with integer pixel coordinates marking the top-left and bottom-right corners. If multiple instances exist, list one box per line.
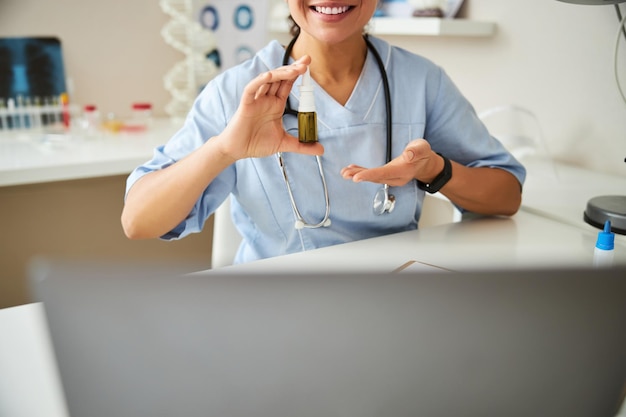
left=29, top=260, right=626, bottom=417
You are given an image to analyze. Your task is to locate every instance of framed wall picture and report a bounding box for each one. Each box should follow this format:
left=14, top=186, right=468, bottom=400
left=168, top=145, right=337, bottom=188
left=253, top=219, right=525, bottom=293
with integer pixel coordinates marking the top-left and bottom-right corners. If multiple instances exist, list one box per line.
left=194, top=0, right=269, bottom=72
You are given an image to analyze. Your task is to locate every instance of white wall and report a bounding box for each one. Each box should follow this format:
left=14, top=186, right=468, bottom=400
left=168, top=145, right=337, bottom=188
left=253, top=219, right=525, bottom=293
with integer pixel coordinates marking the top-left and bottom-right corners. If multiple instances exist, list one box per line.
left=0, top=0, right=179, bottom=121
left=1, top=0, right=624, bottom=175
left=396, top=0, right=626, bottom=176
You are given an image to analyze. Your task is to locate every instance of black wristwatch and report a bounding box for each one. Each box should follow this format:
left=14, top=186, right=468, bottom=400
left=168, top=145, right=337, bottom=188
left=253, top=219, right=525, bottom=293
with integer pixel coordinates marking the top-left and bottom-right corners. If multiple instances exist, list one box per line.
left=417, top=153, right=452, bottom=194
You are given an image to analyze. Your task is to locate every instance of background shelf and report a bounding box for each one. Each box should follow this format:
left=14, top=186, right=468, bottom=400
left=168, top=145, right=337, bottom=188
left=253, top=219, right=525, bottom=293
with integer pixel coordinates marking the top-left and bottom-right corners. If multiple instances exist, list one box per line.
left=269, top=17, right=496, bottom=37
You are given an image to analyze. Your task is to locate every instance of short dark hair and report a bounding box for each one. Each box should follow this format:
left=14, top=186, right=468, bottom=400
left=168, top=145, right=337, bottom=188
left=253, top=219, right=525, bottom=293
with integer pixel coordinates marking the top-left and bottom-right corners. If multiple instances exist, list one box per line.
left=287, top=15, right=300, bottom=37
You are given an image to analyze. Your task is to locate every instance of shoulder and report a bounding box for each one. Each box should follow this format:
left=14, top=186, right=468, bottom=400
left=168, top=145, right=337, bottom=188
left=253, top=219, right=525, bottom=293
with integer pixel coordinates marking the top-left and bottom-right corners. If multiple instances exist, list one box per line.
left=366, top=36, right=451, bottom=107
left=367, top=36, right=442, bottom=75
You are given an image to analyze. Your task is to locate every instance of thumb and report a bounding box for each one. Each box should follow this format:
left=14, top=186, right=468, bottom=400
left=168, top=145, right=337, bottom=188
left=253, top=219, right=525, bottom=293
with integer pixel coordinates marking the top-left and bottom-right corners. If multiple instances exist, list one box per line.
left=403, top=139, right=430, bottom=163
left=403, top=148, right=416, bottom=163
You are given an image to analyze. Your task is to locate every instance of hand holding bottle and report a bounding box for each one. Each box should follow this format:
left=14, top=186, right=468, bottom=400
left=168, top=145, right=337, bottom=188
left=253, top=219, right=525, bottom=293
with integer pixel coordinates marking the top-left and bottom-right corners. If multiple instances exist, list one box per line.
left=216, top=56, right=324, bottom=162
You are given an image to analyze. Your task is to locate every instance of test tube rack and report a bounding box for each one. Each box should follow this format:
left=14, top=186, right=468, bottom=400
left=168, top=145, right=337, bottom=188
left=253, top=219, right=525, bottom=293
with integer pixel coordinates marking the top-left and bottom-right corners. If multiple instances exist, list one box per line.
left=0, top=95, right=69, bottom=132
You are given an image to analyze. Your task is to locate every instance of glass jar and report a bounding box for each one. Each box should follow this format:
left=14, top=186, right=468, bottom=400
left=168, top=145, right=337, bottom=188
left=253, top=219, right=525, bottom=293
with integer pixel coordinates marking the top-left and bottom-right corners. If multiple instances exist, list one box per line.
left=129, top=102, right=153, bottom=131
left=82, top=104, right=101, bottom=136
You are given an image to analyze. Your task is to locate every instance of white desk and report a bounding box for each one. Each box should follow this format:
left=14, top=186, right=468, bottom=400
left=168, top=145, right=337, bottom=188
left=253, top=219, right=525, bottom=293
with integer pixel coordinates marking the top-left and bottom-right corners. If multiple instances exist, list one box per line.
left=210, top=155, right=626, bottom=274
left=0, top=118, right=181, bottom=187
left=212, top=209, right=626, bottom=275
left=2, top=151, right=625, bottom=417
left=0, top=118, right=215, bottom=311
left=520, top=156, right=626, bottom=236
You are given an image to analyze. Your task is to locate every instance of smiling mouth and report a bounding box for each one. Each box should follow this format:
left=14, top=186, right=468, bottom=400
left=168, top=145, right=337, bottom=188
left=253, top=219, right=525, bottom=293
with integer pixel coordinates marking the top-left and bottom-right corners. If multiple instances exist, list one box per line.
left=312, top=5, right=353, bottom=15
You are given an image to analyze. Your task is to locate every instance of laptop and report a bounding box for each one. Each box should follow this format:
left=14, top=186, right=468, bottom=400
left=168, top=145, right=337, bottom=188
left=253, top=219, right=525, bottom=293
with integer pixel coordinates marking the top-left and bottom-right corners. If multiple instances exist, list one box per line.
left=29, top=259, right=626, bottom=417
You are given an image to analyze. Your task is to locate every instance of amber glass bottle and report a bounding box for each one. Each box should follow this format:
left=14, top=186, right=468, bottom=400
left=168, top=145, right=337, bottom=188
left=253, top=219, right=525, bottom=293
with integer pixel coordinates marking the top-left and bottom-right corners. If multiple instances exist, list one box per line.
left=297, top=67, right=317, bottom=143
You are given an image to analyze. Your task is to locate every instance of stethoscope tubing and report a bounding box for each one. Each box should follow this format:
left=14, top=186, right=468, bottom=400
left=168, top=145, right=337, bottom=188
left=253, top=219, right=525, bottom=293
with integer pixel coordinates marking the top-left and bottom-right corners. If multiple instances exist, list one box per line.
left=279, top=34, right=395, bottom=228
left=278, top=152, right=331, bottom=229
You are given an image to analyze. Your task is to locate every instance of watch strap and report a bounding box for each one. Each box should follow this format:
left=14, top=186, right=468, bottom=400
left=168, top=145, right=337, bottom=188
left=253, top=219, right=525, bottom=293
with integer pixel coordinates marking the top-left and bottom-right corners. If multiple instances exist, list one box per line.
left=417, top=152, right=452, bottom=194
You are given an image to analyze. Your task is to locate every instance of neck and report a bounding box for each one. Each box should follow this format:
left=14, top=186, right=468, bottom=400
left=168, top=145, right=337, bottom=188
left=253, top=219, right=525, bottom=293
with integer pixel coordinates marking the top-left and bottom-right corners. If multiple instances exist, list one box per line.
left=287, top=33, right=368, bottom=105
left=290, top=33, right=368, bottom=86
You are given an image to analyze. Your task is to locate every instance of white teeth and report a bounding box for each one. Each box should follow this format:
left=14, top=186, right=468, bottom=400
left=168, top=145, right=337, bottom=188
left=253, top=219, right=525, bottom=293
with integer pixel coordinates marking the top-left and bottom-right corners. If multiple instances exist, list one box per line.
left=315, top=6, right=350, bottom=15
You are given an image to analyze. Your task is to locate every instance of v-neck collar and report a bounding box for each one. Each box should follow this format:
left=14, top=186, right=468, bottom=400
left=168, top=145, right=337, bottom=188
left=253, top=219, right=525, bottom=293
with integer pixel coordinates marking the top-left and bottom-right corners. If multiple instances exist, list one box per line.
left=264, top=38, right=389, bottom=128
left=344, top=41, right=387, bottom=118
left=314, top=40, right=388, bottom=126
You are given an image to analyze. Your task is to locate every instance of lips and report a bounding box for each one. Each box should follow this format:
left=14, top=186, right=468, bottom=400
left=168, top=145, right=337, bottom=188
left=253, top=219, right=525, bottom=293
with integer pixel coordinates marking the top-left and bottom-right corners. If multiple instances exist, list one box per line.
left=313, top=5, right=352, bottom=15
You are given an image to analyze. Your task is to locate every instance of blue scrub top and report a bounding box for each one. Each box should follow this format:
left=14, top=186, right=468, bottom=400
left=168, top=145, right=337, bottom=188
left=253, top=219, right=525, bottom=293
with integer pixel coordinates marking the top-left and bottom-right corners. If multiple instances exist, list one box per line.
left=126, top=37, right=526, bottom=264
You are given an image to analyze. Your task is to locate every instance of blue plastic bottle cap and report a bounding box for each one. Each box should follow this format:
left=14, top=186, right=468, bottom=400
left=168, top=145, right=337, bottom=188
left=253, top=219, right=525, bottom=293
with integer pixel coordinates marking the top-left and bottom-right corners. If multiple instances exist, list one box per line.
left=595, top=220, right=615, bottom=251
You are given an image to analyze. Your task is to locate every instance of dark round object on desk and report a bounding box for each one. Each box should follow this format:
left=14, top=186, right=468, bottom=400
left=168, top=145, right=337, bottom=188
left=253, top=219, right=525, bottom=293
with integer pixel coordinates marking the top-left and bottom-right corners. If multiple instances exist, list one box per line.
left=584, top=195, right=626, bottom=235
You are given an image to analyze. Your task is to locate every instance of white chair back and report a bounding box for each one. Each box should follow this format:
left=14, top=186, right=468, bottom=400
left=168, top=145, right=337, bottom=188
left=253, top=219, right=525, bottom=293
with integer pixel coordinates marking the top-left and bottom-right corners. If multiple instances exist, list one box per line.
left=211, top=197, right=242, bottom=268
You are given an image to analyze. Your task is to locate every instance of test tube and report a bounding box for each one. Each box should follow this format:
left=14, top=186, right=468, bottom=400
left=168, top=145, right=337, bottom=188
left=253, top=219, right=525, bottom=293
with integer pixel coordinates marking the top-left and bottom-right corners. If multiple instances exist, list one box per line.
left=41, top=97, right=50, bottom=126
left=28, top=97, right=42, bottom=130
left=17, top=95, right=28, bottom=129
left=43, top=96, right=58, bottom=126
left=60, top=93, right=70, bottom=129
left=50, top=96, right=60, bottom=126
left=32, top=97, right=41, bottom=127
left=0, top=98, right=7, bottom=130
left=24, top=97, right=33, bottom=129
left=7, top=98, right=18, bottom=130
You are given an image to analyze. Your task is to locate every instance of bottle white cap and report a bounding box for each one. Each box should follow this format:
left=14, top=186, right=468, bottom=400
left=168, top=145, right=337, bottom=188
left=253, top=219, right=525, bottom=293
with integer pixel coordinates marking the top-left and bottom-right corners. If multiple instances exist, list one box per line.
left=298, top=67, right=316, bottom=113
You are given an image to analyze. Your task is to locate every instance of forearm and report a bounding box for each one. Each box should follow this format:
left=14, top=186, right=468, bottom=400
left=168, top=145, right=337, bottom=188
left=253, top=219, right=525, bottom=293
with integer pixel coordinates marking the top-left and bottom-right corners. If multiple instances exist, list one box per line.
left=121, top=136, right=235, bottom=239
left=121, top=58, right=325, bottom=240
left=341, top=140, right=522, bottom=216
left=440, top=161, right=522, bottom=216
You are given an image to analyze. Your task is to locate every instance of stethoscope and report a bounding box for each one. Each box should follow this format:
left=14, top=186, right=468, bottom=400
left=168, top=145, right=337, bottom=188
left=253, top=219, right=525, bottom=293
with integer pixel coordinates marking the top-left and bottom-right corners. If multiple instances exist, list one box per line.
left=279, top=34, right=394, bottom=230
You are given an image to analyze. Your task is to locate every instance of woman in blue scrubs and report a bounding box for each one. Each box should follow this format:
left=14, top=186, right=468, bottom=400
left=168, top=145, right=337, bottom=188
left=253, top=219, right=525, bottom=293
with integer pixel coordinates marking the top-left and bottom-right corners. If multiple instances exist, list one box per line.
left=121, top=0, right=526, bottom=264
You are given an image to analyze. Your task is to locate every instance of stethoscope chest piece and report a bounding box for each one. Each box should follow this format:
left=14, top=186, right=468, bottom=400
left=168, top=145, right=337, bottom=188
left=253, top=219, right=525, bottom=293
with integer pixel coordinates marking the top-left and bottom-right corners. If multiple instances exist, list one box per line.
left=373, top=184, right=395, bottom=215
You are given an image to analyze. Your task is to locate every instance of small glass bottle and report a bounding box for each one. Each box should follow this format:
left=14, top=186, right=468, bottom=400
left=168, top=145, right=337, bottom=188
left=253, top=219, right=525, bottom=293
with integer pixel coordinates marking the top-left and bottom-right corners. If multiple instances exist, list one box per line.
left=298, top=68, right=317, bottom=143
left=82, top=104, right=101, bottom=136
left=130, top=102, right=153, bottom=131
left=593, top=220, right=615, bottom=268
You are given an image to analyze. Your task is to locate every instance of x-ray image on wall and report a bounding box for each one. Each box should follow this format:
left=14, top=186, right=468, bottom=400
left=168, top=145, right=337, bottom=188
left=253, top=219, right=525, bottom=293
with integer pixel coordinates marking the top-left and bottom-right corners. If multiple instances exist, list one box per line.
left=0, top=37, right=67, bottom=101
left=194, top=1, right=269, bottom=72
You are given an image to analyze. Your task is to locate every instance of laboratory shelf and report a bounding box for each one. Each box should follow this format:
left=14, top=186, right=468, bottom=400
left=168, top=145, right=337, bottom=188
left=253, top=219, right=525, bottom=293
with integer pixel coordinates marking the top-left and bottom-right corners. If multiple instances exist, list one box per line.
left=269, top=17, right=496, bottom=37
